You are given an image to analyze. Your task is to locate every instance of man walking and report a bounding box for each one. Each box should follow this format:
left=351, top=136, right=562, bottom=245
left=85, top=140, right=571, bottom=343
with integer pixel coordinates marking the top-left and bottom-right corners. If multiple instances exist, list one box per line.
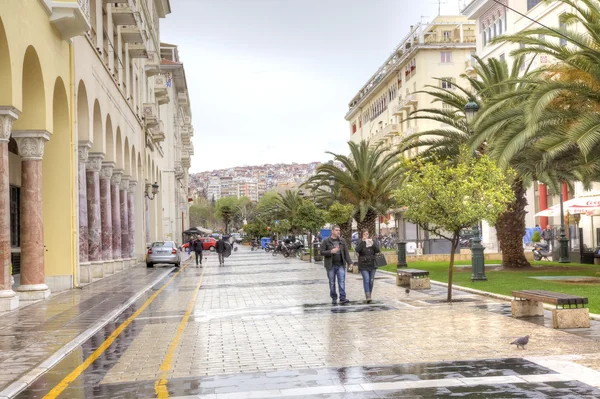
left=542, top=225, right=553, bottom=249
left=216, top=235, right=226, bottom=266
left=321, top=225, right=352, bottom=305
left=192, top=236, right=203, bottom=267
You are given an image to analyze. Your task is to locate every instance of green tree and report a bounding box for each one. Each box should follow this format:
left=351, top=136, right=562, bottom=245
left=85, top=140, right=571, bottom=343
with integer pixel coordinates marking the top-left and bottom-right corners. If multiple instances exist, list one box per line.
left=308, top=140, right=403, bottom=238
left=393, top=151, right=514, bottom=302
left=295, top=200, right=327, bottom=246
left=189, top=197, right=218, bottom=230
left=244, top=221, right=269, bottom=239
left=325, top=201, right=355, bottom=243
left=215, top=196, right=239, bottom=233
left=272, top=219, right=291, bottom=236
left=278, top=190, right=304, bottom=233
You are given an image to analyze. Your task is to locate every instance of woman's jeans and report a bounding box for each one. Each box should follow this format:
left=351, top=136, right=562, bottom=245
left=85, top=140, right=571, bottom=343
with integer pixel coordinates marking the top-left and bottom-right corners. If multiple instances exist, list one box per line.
left=360, top=269, right=376, bottom=293
left=327, top=265, right=347, bottom=300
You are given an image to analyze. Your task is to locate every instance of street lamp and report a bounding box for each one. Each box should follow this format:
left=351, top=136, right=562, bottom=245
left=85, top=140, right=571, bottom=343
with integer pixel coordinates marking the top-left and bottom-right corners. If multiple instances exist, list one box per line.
left=145, top=182, right=159, bottom=200
left=464, top=100, right=486, bottom=281
left=558, top=186, right=570, bottom=263
left=274, top=204, right=279, bottom=242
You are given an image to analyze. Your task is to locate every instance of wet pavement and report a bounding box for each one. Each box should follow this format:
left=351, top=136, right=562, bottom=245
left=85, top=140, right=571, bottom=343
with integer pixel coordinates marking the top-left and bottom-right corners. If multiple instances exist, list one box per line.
left=3, top=247, right=600, bottom=398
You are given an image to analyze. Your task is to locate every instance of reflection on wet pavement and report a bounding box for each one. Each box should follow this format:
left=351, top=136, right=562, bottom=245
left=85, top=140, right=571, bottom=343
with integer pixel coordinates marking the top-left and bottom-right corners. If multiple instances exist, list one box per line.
left=6, top=248, right=600, bottom=398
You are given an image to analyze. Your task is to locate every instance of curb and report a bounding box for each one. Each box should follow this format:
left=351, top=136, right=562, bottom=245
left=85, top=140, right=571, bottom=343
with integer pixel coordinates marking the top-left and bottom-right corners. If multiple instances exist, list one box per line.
left=378, top=269, right=600, bottom=321
left=0, top=267, right=176, bottom=399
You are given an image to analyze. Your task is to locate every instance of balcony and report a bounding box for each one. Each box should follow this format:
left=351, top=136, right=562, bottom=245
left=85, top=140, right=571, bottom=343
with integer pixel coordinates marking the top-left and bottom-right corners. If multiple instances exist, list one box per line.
left=182, top=158, right=191, bottom=169
left=152, top=121, right=165, bottom=143
left=382, top=123, right=399, bottom=138
left=393, top=103, right=404, bottom=115
left=128, top=43, right=148, bottom=59
left=120, top=26, right=143, bottom=43
left=142, top=103, right=158, bottom=128
left=400, top=94, right=418, bottom=110
left=49, top=0, right=91, bottom=40
left=155, top=75, right=168, bottom=96
left=103, top=0, right=128, bottom=3
left=177, top=92, right=188, bottom=105
left=188, top=145, right=194, bottom=156
left=405, top=126, right=419, bottom=136
left=183, top=116, right=191, bottom=125
left=145, top=51, right=160, bottom=77
left=112, top=6, right=137, bottom=25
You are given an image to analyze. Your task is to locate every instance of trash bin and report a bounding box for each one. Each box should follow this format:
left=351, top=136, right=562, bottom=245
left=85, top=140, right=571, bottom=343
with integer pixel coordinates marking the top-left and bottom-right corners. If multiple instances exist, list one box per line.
left=313, top=242, right=323, bottom=261
left=261, top=237, right=271, bottom=249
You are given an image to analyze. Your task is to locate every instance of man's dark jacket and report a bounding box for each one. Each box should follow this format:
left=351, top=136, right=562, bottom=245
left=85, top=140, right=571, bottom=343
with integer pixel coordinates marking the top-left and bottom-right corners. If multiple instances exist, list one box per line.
left=320, top=236, right=352, bottom=269
left=216, top=239, right=226, bottom=253
left=192, top=239, right=203, bottom=254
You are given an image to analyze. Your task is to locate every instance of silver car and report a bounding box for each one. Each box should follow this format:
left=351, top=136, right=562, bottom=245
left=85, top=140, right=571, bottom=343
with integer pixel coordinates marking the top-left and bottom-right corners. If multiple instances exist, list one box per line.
left=147, top=241, right=181, bottom=268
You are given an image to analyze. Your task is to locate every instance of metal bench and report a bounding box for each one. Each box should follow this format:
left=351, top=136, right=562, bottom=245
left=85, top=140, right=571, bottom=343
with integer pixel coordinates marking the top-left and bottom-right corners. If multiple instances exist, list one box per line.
left=512, top=290, right=590, bottom=329
left=396, top=268, right=430, bottom=290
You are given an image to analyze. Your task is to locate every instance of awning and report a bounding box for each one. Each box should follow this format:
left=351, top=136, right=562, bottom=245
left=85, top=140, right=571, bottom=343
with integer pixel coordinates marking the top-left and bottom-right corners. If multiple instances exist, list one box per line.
left=535, top=195, right=600, bottom=217
left=183, top=226, right=213, bottom=235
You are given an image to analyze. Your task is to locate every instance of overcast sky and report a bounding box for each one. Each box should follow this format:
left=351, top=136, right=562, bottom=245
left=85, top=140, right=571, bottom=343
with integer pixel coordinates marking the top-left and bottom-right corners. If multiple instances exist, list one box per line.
left=161, top=0, right=462, bottom=172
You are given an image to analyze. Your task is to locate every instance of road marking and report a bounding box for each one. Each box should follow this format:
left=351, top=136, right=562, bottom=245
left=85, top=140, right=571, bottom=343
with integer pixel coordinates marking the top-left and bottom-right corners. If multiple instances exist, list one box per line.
left=154, top=260, right=207, bottom=398
left=43, top=261, right=191, bottom=399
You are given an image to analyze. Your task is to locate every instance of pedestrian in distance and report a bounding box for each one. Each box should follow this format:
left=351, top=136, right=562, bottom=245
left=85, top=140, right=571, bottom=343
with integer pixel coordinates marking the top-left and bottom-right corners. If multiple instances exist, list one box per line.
left=216, top=236, right=226, bottom=266
left=188, top=237, right=193, bottom=254
left=541, top=225, right=553, bottom=250
left=320, top=225, right=352, bottom=305
left=192, top=236, right=203, bottom=267
left=355, top=229, right=381, bottom=304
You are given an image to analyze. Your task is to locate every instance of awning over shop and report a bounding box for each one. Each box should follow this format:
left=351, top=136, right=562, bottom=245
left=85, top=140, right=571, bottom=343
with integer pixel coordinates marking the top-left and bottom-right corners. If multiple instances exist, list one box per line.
left=535, top=195, right=600, bottom=217
left=183, top=226, right=213, bottom=235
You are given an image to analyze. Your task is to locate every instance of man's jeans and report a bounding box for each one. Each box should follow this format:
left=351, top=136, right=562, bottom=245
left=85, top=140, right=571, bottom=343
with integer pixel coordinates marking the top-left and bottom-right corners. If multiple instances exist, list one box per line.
left=195, top=252, right=203, bottom=265
left=327, top=265, right=346, bottom=300
left=218, top=253, right=225, bottom=264
left=360, top=269, right=376, bottom=293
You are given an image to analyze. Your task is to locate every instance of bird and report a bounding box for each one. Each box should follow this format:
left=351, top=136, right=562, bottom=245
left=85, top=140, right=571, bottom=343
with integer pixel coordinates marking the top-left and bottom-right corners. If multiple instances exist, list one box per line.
left=510, top=335, right=530, bottom=349
left=405, top=288, right=410, bottom=296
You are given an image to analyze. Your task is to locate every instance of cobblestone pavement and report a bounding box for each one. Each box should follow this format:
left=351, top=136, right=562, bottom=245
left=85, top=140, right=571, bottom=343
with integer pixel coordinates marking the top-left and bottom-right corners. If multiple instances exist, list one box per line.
left=5, top=247, right=600, bottom=398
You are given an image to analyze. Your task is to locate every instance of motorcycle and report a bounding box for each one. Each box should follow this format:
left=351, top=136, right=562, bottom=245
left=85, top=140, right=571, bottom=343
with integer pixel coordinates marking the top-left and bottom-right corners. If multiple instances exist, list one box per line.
left=264, top=242, right=276, bottom=252
left=250, top=241, right=260, bottom=251
left=533, top=241, right=551, bottom=261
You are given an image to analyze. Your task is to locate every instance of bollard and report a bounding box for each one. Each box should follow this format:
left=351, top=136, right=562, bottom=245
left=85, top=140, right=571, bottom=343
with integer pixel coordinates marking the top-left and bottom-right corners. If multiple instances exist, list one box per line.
left=470, top=226, right=487, bottom=281
left=396, top=241, right=407, bottom=268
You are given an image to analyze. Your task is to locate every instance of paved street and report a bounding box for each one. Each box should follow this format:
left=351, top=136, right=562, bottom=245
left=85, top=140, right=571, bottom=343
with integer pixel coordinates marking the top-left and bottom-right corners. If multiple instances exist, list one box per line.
left=3, top=247, right=600, bottom=398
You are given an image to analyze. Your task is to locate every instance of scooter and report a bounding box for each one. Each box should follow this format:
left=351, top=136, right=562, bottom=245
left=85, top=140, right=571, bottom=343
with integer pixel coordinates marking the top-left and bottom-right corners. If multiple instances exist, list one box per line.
left=533, top=241, right=551, bottom=261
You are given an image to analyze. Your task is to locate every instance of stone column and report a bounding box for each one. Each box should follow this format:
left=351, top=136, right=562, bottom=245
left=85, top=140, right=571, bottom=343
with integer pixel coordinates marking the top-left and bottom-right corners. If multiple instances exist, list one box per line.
left=12, top=130, right=51, bottom=301
left=100, top=162, right=114, bottom=275
left=86, top=153, right=104, bottom=280
left=128, top=181, right=136, bottom=262
left=145, top=185, right=150, bottom=245
left=0, top=107, right=20, bottom=311
left=120, top=176, right=130, bottom=267
left=78, top=142, right=91, bottom=284
left=111, top=170, right=123, bottom=272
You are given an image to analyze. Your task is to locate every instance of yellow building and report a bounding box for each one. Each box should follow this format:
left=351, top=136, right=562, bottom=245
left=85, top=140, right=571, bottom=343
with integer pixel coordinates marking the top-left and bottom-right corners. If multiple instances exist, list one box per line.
left=0, top=0, right=194, bottom=311
left=346, top=16, right=476, bottom=153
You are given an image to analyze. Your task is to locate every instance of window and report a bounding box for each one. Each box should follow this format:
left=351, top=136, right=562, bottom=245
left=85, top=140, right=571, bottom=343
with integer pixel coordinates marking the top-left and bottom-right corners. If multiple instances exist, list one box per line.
left=10, top=186, right=19, bottom=247
left=499, top=53, right=505, bottom=62
left=483, top=30, right=487, bottom=46
left=443, top=31, right=452, bottom=41
left=488, top=27, right=492, bottom=42
left=440, top=51, right=452, bottom=63
left=442, top=103, right=453, bottom=111
left=352, top=124, right=357, bottom=134
left=441, top=78, right=454, bottom=89
left=498, top=18, right=503, bottom=35
left=493, top=22, right=497, bottom=38
left=527, top=0, right=541, bottom=11
left=559, top=14, right=567, bottom=46
left=538, top=34, right=545, bottom=48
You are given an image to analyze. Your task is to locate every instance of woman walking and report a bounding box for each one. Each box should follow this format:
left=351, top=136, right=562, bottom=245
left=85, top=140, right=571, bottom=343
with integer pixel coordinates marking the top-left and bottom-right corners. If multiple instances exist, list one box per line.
left=355, top=229, right=381, bottom=303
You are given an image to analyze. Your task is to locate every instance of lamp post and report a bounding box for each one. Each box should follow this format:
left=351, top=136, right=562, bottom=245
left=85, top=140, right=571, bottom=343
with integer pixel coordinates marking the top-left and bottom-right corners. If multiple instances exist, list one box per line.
left=274, top=204, right=279, bottom=242
left=558, top=187, right=570, bottom=263
left=145, top=182, right=160, bottom=200
left=396, top=211, right=407, bottom=268
left=463, top=100, right=487, bottom=281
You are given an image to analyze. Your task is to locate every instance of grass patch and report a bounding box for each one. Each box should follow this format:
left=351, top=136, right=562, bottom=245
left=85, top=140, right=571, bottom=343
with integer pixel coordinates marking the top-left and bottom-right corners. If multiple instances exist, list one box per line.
left=380, top=261, right=600, bottom=314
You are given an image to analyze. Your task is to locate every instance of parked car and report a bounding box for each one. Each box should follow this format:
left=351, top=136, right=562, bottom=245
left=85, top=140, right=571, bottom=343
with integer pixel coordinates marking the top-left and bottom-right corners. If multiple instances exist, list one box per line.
left=231, top=233, right=243, bottom=243
left=147, top=241, right=181, bottom=268
left=201, top=237, right=217, bottom=251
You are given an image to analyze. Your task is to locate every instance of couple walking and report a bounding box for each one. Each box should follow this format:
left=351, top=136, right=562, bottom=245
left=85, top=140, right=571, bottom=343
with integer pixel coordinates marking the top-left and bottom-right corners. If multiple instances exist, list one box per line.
left=321, top=225, right=381, bottom=304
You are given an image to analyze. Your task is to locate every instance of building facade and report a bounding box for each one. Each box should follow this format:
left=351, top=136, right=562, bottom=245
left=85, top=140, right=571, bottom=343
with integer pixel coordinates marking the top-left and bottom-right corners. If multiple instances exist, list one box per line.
left=346, top=16, right=476, bottom=151
left=0, top=0, right=194, bottom=312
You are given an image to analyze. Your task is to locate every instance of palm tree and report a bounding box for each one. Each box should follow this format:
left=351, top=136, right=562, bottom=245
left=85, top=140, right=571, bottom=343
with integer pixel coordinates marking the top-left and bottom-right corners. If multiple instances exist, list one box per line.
left=306, top=140, right=404, bottom=238
left=400, top=56, right=550, bottom=268
left=278, top=190, right=304, bottom=233
left=489, top=0, right=600, bottom=184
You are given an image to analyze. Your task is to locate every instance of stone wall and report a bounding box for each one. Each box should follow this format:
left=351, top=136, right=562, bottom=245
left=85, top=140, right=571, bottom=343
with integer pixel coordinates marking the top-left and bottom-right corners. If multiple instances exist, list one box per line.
left=382, top=250, right=534, bottom=264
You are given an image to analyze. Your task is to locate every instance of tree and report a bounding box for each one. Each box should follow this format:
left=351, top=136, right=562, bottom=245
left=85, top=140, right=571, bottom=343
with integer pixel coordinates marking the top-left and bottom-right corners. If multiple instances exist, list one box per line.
left=393, top=151, right=514, bottom=302
left=278, top=190, right=304, bottom=233
left=215, top=196, right=238, bottom=233
left=307, top=140, right=403, bottom=237
left=295, top=200, right=327, bottom=247
left=189, top=197, right=218, bottom=229
left=325, top=201, right=355, bottom=243
left=272, top=219, right=291, bottom=237
left=244, top=221, right=269, bottom=239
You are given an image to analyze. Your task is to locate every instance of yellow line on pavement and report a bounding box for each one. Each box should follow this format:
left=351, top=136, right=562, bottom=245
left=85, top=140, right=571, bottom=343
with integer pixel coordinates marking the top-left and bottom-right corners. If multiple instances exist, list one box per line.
left=43, top=261, right=191, bottom=399
left=154, top=261, right=207, bottom=398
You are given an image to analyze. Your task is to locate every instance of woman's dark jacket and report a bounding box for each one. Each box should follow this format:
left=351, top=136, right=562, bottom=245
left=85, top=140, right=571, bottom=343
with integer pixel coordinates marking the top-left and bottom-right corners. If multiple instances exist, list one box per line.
left=355, top=240, right=381, bottom=270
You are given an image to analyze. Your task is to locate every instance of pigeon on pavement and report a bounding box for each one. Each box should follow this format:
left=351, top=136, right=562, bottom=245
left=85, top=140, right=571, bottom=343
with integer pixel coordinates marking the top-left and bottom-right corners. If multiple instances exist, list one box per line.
left=510, top=335, right=529, bottom=349
left=405, top=288, right=410, bottom=296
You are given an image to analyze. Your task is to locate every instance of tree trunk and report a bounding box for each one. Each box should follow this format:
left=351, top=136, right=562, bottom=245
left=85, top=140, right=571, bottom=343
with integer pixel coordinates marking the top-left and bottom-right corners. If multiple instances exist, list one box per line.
left=447, top=235, right=459, bottom=302
left=356, top=209, right=378, bottom=238
left=340, top=218, right=353, bottom=247
left=496, top=179, right=531, bottom=269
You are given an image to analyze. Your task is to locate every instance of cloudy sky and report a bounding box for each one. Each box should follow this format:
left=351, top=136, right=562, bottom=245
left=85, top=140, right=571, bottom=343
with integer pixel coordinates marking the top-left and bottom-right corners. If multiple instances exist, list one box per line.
left=161, top=0, right=461, bottom=172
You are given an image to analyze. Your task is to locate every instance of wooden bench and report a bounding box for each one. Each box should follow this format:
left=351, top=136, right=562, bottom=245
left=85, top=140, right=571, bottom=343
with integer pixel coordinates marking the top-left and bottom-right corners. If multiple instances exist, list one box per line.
left=396, top=268, right=430, bottom=290
left=512, top=290, right=590, bottom=329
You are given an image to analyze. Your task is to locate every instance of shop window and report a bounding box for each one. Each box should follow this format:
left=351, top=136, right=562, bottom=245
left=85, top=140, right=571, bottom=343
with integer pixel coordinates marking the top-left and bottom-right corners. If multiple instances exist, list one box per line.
left=10, top=186, right=20, bottom=247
